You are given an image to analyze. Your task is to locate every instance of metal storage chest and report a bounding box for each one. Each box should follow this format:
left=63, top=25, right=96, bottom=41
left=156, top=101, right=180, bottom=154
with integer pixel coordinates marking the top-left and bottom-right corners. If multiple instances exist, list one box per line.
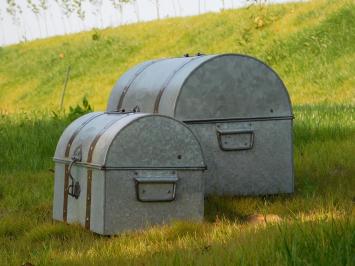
left=107, top=53, right=294, bottom=196
left=53, top=112, right=206, bottom=235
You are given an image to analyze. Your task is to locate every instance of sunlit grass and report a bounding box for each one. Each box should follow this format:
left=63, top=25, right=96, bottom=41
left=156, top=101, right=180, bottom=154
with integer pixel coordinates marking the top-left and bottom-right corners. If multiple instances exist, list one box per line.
left=0, top=104, right=353, bottom=265
left=0, top=0, right=354, bottom=112
left=0, top=0, right=354, bottom=264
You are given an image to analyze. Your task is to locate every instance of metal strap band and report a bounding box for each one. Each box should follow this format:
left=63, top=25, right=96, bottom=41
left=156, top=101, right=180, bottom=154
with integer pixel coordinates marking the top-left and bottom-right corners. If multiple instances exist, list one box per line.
left=86, top=117, right=127, bottom=163
left=64, top=113, right=104, bottom=157
left=117, top=60, right=163, bottom=111
left=84, top=114, right=130, bottom=229
left=63, top=112, right=103, bottom=222
left=85, top=169, right=93, bottom=229
left=63, top=165, right=69, bottom=222
left=153, top=57, right=198, bottom=113
left=183, top=115, right=294, bottom=124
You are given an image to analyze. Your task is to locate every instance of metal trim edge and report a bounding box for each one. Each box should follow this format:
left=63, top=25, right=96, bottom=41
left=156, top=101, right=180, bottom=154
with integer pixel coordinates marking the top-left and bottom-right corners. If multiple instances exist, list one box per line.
left=183, top=115, right=294, bottom=124
left=53, top=158, right=207, bottom=171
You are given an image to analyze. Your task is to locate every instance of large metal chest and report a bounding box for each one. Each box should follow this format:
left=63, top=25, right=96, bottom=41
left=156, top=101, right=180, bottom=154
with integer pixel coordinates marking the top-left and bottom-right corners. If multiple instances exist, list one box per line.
left=53, top=112, right=205, bottom=235
left=107, top=54, right=294, bottom=196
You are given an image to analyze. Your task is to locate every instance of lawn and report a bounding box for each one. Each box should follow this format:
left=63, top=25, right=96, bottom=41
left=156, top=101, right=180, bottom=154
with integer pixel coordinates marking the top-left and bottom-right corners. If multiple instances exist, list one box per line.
left=0, top=0, right=354, bottom=265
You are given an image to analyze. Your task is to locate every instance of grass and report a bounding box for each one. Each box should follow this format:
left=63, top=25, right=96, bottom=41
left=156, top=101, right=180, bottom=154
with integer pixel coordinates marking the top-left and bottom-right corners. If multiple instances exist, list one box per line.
left=0, top=104, right=353, bottom=265
left=0, top=0, right=354, bottom=265
left=0, top=0, right=354, bottom=112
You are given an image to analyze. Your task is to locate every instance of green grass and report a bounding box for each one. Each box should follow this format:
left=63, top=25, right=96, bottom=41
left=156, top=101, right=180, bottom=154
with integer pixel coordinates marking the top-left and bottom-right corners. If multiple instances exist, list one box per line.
left=0, top=0, right=354, bottom=265
left=0, top=0, right=354, bottom=112
left=0, top=105, right=353, bottom=265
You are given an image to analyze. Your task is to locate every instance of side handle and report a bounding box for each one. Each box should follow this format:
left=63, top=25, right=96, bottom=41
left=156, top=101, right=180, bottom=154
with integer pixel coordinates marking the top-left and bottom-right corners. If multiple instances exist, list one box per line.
left=216, top=128, right=254, bottom=151
left=134, top=176, right=178, bottom=202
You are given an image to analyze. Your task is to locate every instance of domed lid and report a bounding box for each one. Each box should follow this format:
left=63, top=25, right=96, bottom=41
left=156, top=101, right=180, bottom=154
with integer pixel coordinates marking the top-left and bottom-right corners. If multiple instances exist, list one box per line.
left=54, top=112, right=205, bottom=170
left=107, top=54, right=292, bottom=121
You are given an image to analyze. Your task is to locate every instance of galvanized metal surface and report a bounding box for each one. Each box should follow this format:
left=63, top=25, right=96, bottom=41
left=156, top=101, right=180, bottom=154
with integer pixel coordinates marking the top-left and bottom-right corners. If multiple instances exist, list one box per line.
left=106, top=53, right=294, bottom=195
left=189, top=119, right=293, bottom=195
left=53, top=112, right=205, bottom=234
left=107, top=54, right=292, bottom=119
left=104, top=170, right=203, bottom=235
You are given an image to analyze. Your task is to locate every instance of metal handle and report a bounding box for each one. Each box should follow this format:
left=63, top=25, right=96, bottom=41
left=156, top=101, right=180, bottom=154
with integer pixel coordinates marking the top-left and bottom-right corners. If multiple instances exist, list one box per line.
left=134, top=176, right=178, bottom=202
left=67, top=146, right=82, bottom=199
left=67, top=159, right=81, bottom=199
left=216, top=128, right=254, bottom=151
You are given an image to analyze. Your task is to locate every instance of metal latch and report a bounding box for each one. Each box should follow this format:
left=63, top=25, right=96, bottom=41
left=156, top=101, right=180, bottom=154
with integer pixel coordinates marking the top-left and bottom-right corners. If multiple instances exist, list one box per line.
left=108, top=105, right=141, bottom=114
left=68, top=146, right=82, bottom=199
left=134, top=176, right=178, bottom=202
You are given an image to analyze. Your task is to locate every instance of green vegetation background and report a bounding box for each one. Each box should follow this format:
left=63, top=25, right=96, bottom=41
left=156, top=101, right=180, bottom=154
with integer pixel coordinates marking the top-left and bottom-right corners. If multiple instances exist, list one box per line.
left=0, top=0, right=354, bottom=265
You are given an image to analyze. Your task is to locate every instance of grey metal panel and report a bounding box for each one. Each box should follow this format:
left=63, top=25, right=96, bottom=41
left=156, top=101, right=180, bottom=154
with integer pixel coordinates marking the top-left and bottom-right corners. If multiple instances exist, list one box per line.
left=121, top=57, right=192, bottom=113
left=92, top=113, right=148, bottom=166
left=52, top=163, right=65, bottom=221
left=189, top=119, right=293, bottom=195
left=89, top=169, right=105, bottom=234
left=67, top=113, right=127, bottom=166
left=53, top=112, right=101, bottom=159
left=175, top=54, right=292, bottom=120
left=66, top=165, right=87, bottom=225
left=103, top=170, right=203, bottom=235
left=107, top=60, right=156, bottom=112
left=104, top=115, right=205, bottom=169
left=106, top=54, right=292, bottom=120
left=159, top=55, right=217, bottom=117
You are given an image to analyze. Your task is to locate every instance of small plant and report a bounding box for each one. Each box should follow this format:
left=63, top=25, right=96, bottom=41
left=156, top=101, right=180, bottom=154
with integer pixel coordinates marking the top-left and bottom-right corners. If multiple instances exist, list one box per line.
left=92, top=29, right=101, bottom=41
left=67, top=96, right=93, bottom=121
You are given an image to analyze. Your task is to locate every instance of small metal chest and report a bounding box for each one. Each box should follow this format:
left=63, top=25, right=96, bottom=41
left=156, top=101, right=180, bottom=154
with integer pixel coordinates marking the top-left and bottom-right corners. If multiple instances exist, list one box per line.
left=107, top=53, right=294, bottom=196
left=53, top=112, right=205, bottom=235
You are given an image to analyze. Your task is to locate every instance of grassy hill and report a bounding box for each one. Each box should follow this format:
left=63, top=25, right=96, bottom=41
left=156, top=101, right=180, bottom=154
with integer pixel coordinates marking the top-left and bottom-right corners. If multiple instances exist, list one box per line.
left=0, top=0, right=354, bottom=265
left=0, top=0, right=354, bottom=112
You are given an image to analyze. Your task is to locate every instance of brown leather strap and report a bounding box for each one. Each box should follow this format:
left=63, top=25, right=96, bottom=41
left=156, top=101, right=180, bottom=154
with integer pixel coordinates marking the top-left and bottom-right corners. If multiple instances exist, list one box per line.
left=85, top=169, right=93, bottom=229
left=117, top=60, right=163, bottom=111
left=153, top=57, right=198, bottom=113
left=63, top=165, right=69, bottom=222
left=84, top=114, right=130, bottom=230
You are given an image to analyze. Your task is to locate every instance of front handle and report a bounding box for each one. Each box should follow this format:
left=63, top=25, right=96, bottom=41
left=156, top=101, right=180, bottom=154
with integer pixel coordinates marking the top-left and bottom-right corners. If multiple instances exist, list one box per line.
left=216, top=128, right=254, bottom=151
left=134, top=176, right=178, bottom=202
